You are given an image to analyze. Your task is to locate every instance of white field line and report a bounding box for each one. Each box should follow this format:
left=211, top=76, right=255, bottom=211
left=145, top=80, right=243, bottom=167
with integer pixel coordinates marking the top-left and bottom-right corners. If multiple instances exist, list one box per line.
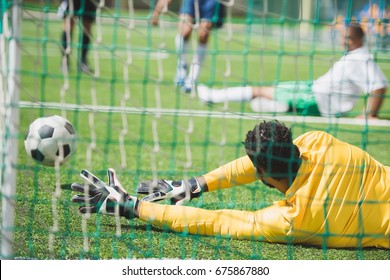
left=20, top=45, right=390, bottom=66
left=19, top=101, right=390, bottom=127
left=20, top=45, right=390, bottom=72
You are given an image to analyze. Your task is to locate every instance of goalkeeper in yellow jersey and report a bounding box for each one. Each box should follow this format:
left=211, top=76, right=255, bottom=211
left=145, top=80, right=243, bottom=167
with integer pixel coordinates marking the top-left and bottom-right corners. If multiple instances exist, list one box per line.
left=71, top=120, right=390, bottom=248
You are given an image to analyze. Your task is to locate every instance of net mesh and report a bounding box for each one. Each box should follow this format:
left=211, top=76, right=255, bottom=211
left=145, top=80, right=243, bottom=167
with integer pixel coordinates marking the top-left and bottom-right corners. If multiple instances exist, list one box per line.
left=0, top=0, right=389, bottom=260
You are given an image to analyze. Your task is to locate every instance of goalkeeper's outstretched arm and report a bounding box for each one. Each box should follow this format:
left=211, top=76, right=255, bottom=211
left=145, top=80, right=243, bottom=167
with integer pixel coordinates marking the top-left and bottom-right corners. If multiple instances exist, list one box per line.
left=136, top=155, right=258, bottom=205
left=71, top=168, right=287, bottom=243
left=137, top=201, right=289, bottom=243
left=201, top=155, right=258, bottom=191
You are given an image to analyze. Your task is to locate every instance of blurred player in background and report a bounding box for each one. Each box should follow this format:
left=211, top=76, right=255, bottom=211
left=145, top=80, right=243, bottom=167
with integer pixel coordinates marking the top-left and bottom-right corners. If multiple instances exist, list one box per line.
left=71, top=120, right=390, bottom=249
left=152, top=0, right=225, bottom=92
left=57, top=0, right=98, bottom=73
left=197, top=23, right=388, bottom=118
left=357, top=0, right=390, bottom=48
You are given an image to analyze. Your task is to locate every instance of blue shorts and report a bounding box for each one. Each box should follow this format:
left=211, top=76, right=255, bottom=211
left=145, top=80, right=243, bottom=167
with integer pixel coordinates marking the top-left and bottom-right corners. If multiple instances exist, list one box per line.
left=180, top=0, right=217, bottom=21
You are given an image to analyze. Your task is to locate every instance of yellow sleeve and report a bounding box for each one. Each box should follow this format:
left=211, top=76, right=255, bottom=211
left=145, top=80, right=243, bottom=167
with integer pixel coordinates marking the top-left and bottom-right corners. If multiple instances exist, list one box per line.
left=202, top=155, right=258, bottom=192
left=138, top=201, right=292, bottom=243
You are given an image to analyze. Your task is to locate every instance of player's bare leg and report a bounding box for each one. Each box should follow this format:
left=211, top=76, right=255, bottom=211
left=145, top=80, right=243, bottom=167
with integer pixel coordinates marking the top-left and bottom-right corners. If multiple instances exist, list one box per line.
left=79, top=18, right=93, bottom=73
left=61, top=17, right=74, bottom=72
left=174, top=14, right=193, bottom=86
left=184, top=21, right=212, bottom=92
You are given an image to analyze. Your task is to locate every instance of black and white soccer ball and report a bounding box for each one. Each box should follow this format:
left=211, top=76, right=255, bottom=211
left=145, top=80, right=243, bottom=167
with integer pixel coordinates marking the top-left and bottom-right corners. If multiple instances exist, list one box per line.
left=24, top=115, right=77, bottom=166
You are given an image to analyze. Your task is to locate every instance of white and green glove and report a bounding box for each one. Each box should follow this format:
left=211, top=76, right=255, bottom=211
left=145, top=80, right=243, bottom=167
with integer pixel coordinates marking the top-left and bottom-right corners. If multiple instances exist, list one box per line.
left=136, top=177, right=202, bottom=205
left=72, top=168, right=140, bottom=219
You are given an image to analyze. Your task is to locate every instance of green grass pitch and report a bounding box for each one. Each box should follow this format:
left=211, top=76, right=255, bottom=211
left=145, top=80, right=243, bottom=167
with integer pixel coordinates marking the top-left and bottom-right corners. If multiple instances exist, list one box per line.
left=11, top=7, right=390, bottom=259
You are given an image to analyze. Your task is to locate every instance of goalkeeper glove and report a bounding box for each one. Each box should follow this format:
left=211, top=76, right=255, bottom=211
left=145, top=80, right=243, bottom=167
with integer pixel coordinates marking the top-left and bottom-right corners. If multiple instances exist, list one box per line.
left=136, top=177, right=202, bottom=205
left=71, top=168, right=140, bottom=219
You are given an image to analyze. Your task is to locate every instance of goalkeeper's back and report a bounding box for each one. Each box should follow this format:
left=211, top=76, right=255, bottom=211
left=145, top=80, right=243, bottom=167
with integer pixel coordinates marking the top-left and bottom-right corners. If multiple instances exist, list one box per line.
left=290, top=131, right=390, bottom=248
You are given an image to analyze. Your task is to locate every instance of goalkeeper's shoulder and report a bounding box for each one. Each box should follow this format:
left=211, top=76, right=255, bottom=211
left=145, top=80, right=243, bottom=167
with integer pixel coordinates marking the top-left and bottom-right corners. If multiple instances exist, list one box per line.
left=293, top=131, right=334, bottom=147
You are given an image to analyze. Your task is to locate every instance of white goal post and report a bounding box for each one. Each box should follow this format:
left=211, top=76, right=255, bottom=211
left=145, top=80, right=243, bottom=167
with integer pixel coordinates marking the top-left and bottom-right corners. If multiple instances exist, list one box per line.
left=0, top=0, right=21, bottom=259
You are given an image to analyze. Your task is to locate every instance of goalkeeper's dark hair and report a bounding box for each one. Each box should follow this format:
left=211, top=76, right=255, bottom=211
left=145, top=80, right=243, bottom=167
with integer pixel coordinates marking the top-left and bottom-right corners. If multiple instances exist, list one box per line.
left=244, top=120, right=301, bottom=184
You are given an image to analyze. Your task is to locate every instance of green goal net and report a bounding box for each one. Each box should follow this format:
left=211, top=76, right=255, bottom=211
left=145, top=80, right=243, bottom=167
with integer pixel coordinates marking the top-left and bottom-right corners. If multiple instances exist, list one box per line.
left=1, top=0, right=389, bottom=260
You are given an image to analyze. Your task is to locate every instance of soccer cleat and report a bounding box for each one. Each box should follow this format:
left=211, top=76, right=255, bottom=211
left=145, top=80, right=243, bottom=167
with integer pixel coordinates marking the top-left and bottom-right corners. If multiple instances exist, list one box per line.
left=182, top=78, right=194, bottom=94
left=78, top=62, right=92, bottom=74
left=182, top=85, right=192, bottom=93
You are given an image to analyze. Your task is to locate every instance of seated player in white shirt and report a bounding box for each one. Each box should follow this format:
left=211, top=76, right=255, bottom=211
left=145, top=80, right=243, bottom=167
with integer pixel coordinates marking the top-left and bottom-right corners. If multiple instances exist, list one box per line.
left=197, top=22, right=388, bottom=118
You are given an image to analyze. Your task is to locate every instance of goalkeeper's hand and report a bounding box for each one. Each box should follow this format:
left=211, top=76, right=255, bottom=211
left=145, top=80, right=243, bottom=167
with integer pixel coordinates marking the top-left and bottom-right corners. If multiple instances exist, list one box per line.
left=71, top=168, right=139, bottom=219
left=136, top=177, right=202, bottom=205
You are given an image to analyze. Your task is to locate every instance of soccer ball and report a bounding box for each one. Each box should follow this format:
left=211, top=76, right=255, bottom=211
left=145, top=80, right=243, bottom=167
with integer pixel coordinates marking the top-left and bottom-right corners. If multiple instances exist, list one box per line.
left=24, top=115, right=77, bottom=166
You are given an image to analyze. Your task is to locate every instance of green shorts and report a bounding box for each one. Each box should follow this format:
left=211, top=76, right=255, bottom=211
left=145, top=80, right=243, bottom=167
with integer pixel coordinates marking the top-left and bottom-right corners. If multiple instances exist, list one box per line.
left=273, top=81, right=320, bottom=116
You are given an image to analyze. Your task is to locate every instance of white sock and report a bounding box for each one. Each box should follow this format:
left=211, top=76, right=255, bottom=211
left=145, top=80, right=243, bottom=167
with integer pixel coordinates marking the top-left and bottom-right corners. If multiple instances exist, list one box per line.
left=187, top=43, right=207, bottom=84
left=197, top=85, right=253, bottom=103
left=250, top=97, right=289, bottom=113
left=186, top=64, right=200, bottom=85
left=175, top=35, right=189, bottom=65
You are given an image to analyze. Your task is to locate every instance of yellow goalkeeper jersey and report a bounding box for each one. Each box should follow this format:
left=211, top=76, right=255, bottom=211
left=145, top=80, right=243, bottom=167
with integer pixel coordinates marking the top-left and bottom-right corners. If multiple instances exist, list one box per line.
left=139, top=131, right=390, bottom=248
